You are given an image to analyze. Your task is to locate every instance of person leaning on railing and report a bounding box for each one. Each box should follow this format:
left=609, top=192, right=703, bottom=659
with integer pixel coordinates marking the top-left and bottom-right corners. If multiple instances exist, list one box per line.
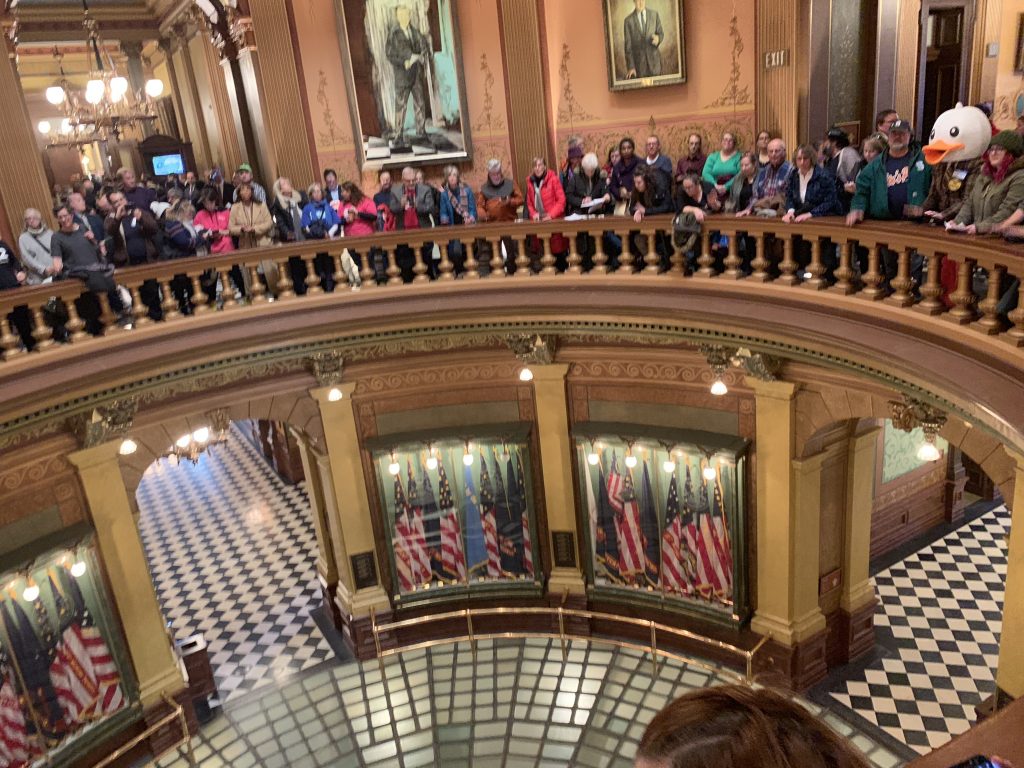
left=438, top=164, right=478, bottom=276
left=0, top=239, right=34, bottom=351
left=947, top=131, right=1024, bottom=235
left=476, top=159, right=523, bottom=275
left=846, top=119, right=932, bottom=292
left=782, top=144, right=843, bottom=281
left=229, top=182, right=278, bottom=296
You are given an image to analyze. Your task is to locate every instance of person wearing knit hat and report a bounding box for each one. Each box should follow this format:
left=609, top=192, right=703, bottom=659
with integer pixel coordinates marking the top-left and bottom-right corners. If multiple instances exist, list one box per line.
left=949, top=130, right=1024, bottom=234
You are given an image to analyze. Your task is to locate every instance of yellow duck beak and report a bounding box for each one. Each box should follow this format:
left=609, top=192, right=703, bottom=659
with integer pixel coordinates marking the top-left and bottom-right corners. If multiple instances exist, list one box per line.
left=923, top=138, right=966, bottom=165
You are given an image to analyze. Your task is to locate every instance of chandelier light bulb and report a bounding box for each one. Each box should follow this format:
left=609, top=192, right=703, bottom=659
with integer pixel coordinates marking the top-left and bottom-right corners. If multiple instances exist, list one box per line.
left=22, top=581, right=39, bottom=603
left=587, top=452, right=599, bottom=466
left=86, top=78, right=104, bottom=94
left=192, top=427, right=210, bottom=444
left=70, top=560, right=87, bottom=578
left=85, top=89, right=103, bottom=105
left=710, top=378, right=728, bottom=396
left=625, top=454, right=638, bottom=469
left=167, top=453, right=179, bottom=467
left=37, top=120, right=51, bottom=135
left=327, top=387, right=343, bottom=402
left=462, top=451, right=474, bottom=467
left=702, top=464, right=717, bottom=482
left=426, top=456, right=438, bottom=471
left=519, top=367, right=534, bottom=382
left=145, top=78, right=164, bottom=98
left=118, top=438, right=138, bottom=456
left=45, top=85, right=65, bottom=105
left=388, top=460, right=401, bottom=476
left=110, top=89, right=125, bottom=104
left=662, top=459, right=676, bottom=473
left=175, top=434, right=192, bottom=449
left=916, top=440, right=941, bottom=463
left=110, top=76, right=128, bottom=95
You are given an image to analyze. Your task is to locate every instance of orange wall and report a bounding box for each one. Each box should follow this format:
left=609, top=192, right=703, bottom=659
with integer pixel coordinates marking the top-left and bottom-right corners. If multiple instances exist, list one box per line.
left=539, top=0, right=756, bottom=166
left=291, top=0, right=753, bottom=188
left=994, top=0, right=1024, bottom=129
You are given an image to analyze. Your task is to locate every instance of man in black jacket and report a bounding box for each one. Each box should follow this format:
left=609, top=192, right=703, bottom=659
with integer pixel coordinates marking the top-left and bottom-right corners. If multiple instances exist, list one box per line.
left=386, top=4, right=431, bottom=141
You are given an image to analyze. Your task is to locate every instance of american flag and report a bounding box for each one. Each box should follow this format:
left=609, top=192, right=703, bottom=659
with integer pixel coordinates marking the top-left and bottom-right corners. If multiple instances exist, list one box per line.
left=697, top=462, right=728, bottom=599
left=515, top=452, right=534, bottom=577
left=0, top=645, right=36, bottom=767
left=406, top=461, right=433, bottom=584
left=639, top=462, right=661, bottom=588
left=477, top=453, right=503, bottom=578
left=595, top=461, right=621, bottom=584
left=711, top=468, right=734, bottom=599
left=437, top=461, right=467, bottom=581
left=682, top=464, right=709, bottom=595
left=418, top=462, right=444, bottom=580
left=660, top=472, right=687, bottom=594
left=1, top=598, right=65, bottom=745
left=393, top=473, right=421, bottom=592
left=615, top=467, right=645, bottom=582
left=492, top=453, right=521, bottom=575
left=49, top=568, right=125, bottom=723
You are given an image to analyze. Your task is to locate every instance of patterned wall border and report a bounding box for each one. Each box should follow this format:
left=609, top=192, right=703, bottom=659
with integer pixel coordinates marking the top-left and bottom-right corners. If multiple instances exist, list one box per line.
left=0, top=318, right=981, bottom=453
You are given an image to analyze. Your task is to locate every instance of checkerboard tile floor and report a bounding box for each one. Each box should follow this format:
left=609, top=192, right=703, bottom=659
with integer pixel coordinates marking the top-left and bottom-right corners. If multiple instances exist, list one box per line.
left=830, top=505, right=1010, bottom=753
left=151, top=638, right=902, bottom=768
left=136, top=424, right=335, bottom=703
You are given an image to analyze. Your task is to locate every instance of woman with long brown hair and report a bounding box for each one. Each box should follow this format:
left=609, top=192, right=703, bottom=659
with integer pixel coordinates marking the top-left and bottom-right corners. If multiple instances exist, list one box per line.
left=636, top=685, right=872, bottom=768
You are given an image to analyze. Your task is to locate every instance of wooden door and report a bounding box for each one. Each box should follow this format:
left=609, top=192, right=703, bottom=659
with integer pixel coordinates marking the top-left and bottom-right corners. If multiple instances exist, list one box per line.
left=921, top=6, right=966, bottom=139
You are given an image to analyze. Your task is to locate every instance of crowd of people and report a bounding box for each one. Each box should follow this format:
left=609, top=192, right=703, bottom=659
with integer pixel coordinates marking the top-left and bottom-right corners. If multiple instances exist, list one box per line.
left=2, top=106, right=1024, bottom=348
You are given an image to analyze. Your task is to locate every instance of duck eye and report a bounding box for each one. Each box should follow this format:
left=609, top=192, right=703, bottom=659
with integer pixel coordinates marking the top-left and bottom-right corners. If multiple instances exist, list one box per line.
left=950, top=126, right=960, bottom=137
left=930, top=130, right=935, bottom=140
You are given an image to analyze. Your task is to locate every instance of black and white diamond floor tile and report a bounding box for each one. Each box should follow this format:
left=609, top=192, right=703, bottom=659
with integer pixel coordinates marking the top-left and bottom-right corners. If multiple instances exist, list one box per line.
left=136, top=424, right=334, bottom=702
left=829, top=506, right=1010, bottom=753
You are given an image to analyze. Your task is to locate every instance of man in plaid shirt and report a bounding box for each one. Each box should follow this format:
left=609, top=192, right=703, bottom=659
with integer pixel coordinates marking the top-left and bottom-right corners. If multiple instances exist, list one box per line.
left=738, top=139, right=793, bottom=216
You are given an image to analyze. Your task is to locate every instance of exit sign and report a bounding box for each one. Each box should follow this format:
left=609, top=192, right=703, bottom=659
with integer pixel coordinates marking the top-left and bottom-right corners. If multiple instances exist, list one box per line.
left=764, top=49, right=789, bottom=69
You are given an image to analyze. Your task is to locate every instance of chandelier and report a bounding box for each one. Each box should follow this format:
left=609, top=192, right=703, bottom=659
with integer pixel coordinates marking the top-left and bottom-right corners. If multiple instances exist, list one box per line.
left=37, top=1, right=163, bottom=149
left=159, top=421, right=229, bottom=467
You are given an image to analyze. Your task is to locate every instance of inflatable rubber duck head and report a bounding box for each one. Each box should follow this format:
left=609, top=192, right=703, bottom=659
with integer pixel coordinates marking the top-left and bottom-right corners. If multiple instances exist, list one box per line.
left=923, top=103, right=992, bottom=165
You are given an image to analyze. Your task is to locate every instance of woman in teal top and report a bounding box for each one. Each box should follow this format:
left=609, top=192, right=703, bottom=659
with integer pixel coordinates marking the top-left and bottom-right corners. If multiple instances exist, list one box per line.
left=702, top=132, right=742, bottom=198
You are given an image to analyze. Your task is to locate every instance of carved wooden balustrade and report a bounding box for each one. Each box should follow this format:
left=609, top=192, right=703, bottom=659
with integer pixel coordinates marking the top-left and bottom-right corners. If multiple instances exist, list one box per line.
left=0, top=215, right=1021, bottom=357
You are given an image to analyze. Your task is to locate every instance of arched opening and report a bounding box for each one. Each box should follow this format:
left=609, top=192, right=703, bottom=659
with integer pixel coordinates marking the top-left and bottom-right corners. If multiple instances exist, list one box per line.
left=132, top=414, right=340, bottom=705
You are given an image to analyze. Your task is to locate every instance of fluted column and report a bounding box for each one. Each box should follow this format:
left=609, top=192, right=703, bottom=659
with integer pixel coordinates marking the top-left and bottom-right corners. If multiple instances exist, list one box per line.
left=68, top=442, right=185, bottom=708
left=158, top=37, right=191, bottom=143
left=173, top=24, right=212, bottom=171
left=0, top=36, right=55, bottom=232
left=121, top=41, right=152, bottom=138
left=291, top=428, right=340, bottom=620
left=248, top=0, right=315, bottom=184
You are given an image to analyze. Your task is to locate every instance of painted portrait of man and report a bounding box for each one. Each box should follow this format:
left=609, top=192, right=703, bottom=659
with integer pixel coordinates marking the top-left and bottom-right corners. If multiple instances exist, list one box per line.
left=603, top=0, right=686, bottom=91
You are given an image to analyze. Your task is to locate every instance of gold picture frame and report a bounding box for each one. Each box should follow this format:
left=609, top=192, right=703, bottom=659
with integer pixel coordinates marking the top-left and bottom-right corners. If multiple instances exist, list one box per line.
left=603, top=0, right=687, bottom=91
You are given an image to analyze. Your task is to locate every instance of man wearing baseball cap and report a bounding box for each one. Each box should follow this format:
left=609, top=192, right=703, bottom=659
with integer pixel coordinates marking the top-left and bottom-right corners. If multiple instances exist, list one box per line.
left=846, top=118, right=932, bottom=290
left=233, top=162, right=267, bottom=205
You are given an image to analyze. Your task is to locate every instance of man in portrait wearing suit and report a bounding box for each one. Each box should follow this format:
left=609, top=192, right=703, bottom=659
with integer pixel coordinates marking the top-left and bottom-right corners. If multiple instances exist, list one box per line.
left=623, top=0, right=663, bottom=79
left=386, top=4, right=431, bottom=142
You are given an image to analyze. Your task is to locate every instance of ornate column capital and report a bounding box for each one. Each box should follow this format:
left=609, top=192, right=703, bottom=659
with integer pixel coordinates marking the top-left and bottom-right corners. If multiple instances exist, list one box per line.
left=119, top=40, right=144, bottom=59
left=72, top=397, right=139, bottom=449
left=308, top=350, right=344, bottom=388
left=505, top=333, right=558, bottom=366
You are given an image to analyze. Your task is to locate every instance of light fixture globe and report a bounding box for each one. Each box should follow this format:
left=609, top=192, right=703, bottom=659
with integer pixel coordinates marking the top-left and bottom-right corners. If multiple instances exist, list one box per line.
left=426, top=456, right=438, bottom=471
left=118, top=438, right=138, bottom=456
left=110, top=76, right=128, bottom=95
left=85, top=88, right=103, bottom=105
left=60, top=119, right=72, bottom=135
left=388, top=460, right=401, bottom=476
left=662, top=459, right=676, bottom=473
left=462, top=452, right=474, bottom=467
left=192, top=427, right=211, bottom=444
left=916, top=440, right=941, bottom=463
left=175, top=434, right=192, bottom=449
left=587, top=452, right=599, bottom=466
left=45, top=85, right=66, bottom=105
left=327, top=387, right=343, bottom=402
left=624, top=454, right=638, bottom=469
left=70, top=560, right=87, bottom=578
left=702, top=464, right=718, bottom=481
left=519, top=367, right=534, bottom=382
left=23, top=582, right=40, bottom=602
left=37, top=120, right=52, bottom=135
left=145, top=78, right=164, bottom=98
left=710, top=379, right=728, bottom=396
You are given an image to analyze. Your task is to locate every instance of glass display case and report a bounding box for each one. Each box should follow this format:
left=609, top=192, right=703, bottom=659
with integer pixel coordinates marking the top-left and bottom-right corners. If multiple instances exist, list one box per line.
left=0, top=534, right=136, bottom=765
left=574, top=426, right=750, bottom=622
left=372, top=431, right=540, bottom=603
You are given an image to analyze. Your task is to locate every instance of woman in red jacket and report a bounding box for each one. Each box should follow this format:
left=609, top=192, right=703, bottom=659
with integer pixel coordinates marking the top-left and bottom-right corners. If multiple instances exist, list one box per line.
left=525, top=157, right=568, bottom=270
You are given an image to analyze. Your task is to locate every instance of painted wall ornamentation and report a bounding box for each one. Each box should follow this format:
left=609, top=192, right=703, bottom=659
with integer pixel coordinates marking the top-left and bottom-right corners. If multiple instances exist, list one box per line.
left=703, top=12, right=752, bottom=111
left=558, top=43, right=598, bottom=128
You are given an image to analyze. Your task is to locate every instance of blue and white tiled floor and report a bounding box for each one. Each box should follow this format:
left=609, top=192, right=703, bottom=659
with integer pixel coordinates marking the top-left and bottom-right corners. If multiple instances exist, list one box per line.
left=136, top=424, right=335, bottom=703
left=135, top=425, right=1010, bottom=765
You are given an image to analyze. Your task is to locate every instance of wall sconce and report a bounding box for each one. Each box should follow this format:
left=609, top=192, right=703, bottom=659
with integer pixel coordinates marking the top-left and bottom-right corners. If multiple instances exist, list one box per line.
left=624, top=441, right=638, bottom=469
left=388, top=450, right=401, bottom=476
left=425, top=444, right=438, bottom=471
left=462, top=440, right=474, bottom=466
left=22, top=576, right=39, bottom=603
left=118, top=438, right=137, bottom=455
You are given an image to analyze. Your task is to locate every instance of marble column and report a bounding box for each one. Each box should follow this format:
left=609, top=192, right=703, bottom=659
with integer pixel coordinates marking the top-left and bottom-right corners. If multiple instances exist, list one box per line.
left=995, top=451, right=1024, bottom=703
left=121, top=41, right=152, bottom=138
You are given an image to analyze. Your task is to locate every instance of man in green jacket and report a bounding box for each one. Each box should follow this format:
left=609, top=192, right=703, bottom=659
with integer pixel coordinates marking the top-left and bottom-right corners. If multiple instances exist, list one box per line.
left=846, top=120, right=932, bottom=290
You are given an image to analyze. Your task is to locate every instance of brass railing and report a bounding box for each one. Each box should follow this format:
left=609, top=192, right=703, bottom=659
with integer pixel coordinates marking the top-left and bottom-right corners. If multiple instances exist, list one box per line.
left=0, top=215, right=1022, bottom=363
left=91, top=693, right=195, bottom=768
left=369, top=605, right=772, bottom=684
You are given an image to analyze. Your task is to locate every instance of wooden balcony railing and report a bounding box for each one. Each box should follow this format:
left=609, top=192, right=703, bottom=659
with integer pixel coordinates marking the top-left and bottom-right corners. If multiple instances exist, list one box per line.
left=0, top=215, right=1021, bottom=363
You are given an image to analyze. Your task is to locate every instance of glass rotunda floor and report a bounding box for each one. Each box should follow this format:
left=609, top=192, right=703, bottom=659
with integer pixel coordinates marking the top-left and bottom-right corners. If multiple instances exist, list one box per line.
left=150, top=637, right=907, bottom=768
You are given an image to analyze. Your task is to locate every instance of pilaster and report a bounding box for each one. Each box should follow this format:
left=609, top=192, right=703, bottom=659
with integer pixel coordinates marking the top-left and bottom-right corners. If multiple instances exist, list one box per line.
left=291, top=428, right=340, bottom=621
left=530, top=364, right=586, bottom=600
left=68, top=442, right=185, bottom=708
left=995, top=450, right=1024, bottom=702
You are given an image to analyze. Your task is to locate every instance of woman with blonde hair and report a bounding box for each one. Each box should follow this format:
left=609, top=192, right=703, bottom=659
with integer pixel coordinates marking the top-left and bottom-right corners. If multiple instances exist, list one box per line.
left=18, top=208, right=56, bottom=284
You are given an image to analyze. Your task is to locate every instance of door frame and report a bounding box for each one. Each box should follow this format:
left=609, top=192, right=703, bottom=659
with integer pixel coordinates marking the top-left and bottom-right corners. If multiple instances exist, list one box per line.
left=915, top=0, right=975, bottom=136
